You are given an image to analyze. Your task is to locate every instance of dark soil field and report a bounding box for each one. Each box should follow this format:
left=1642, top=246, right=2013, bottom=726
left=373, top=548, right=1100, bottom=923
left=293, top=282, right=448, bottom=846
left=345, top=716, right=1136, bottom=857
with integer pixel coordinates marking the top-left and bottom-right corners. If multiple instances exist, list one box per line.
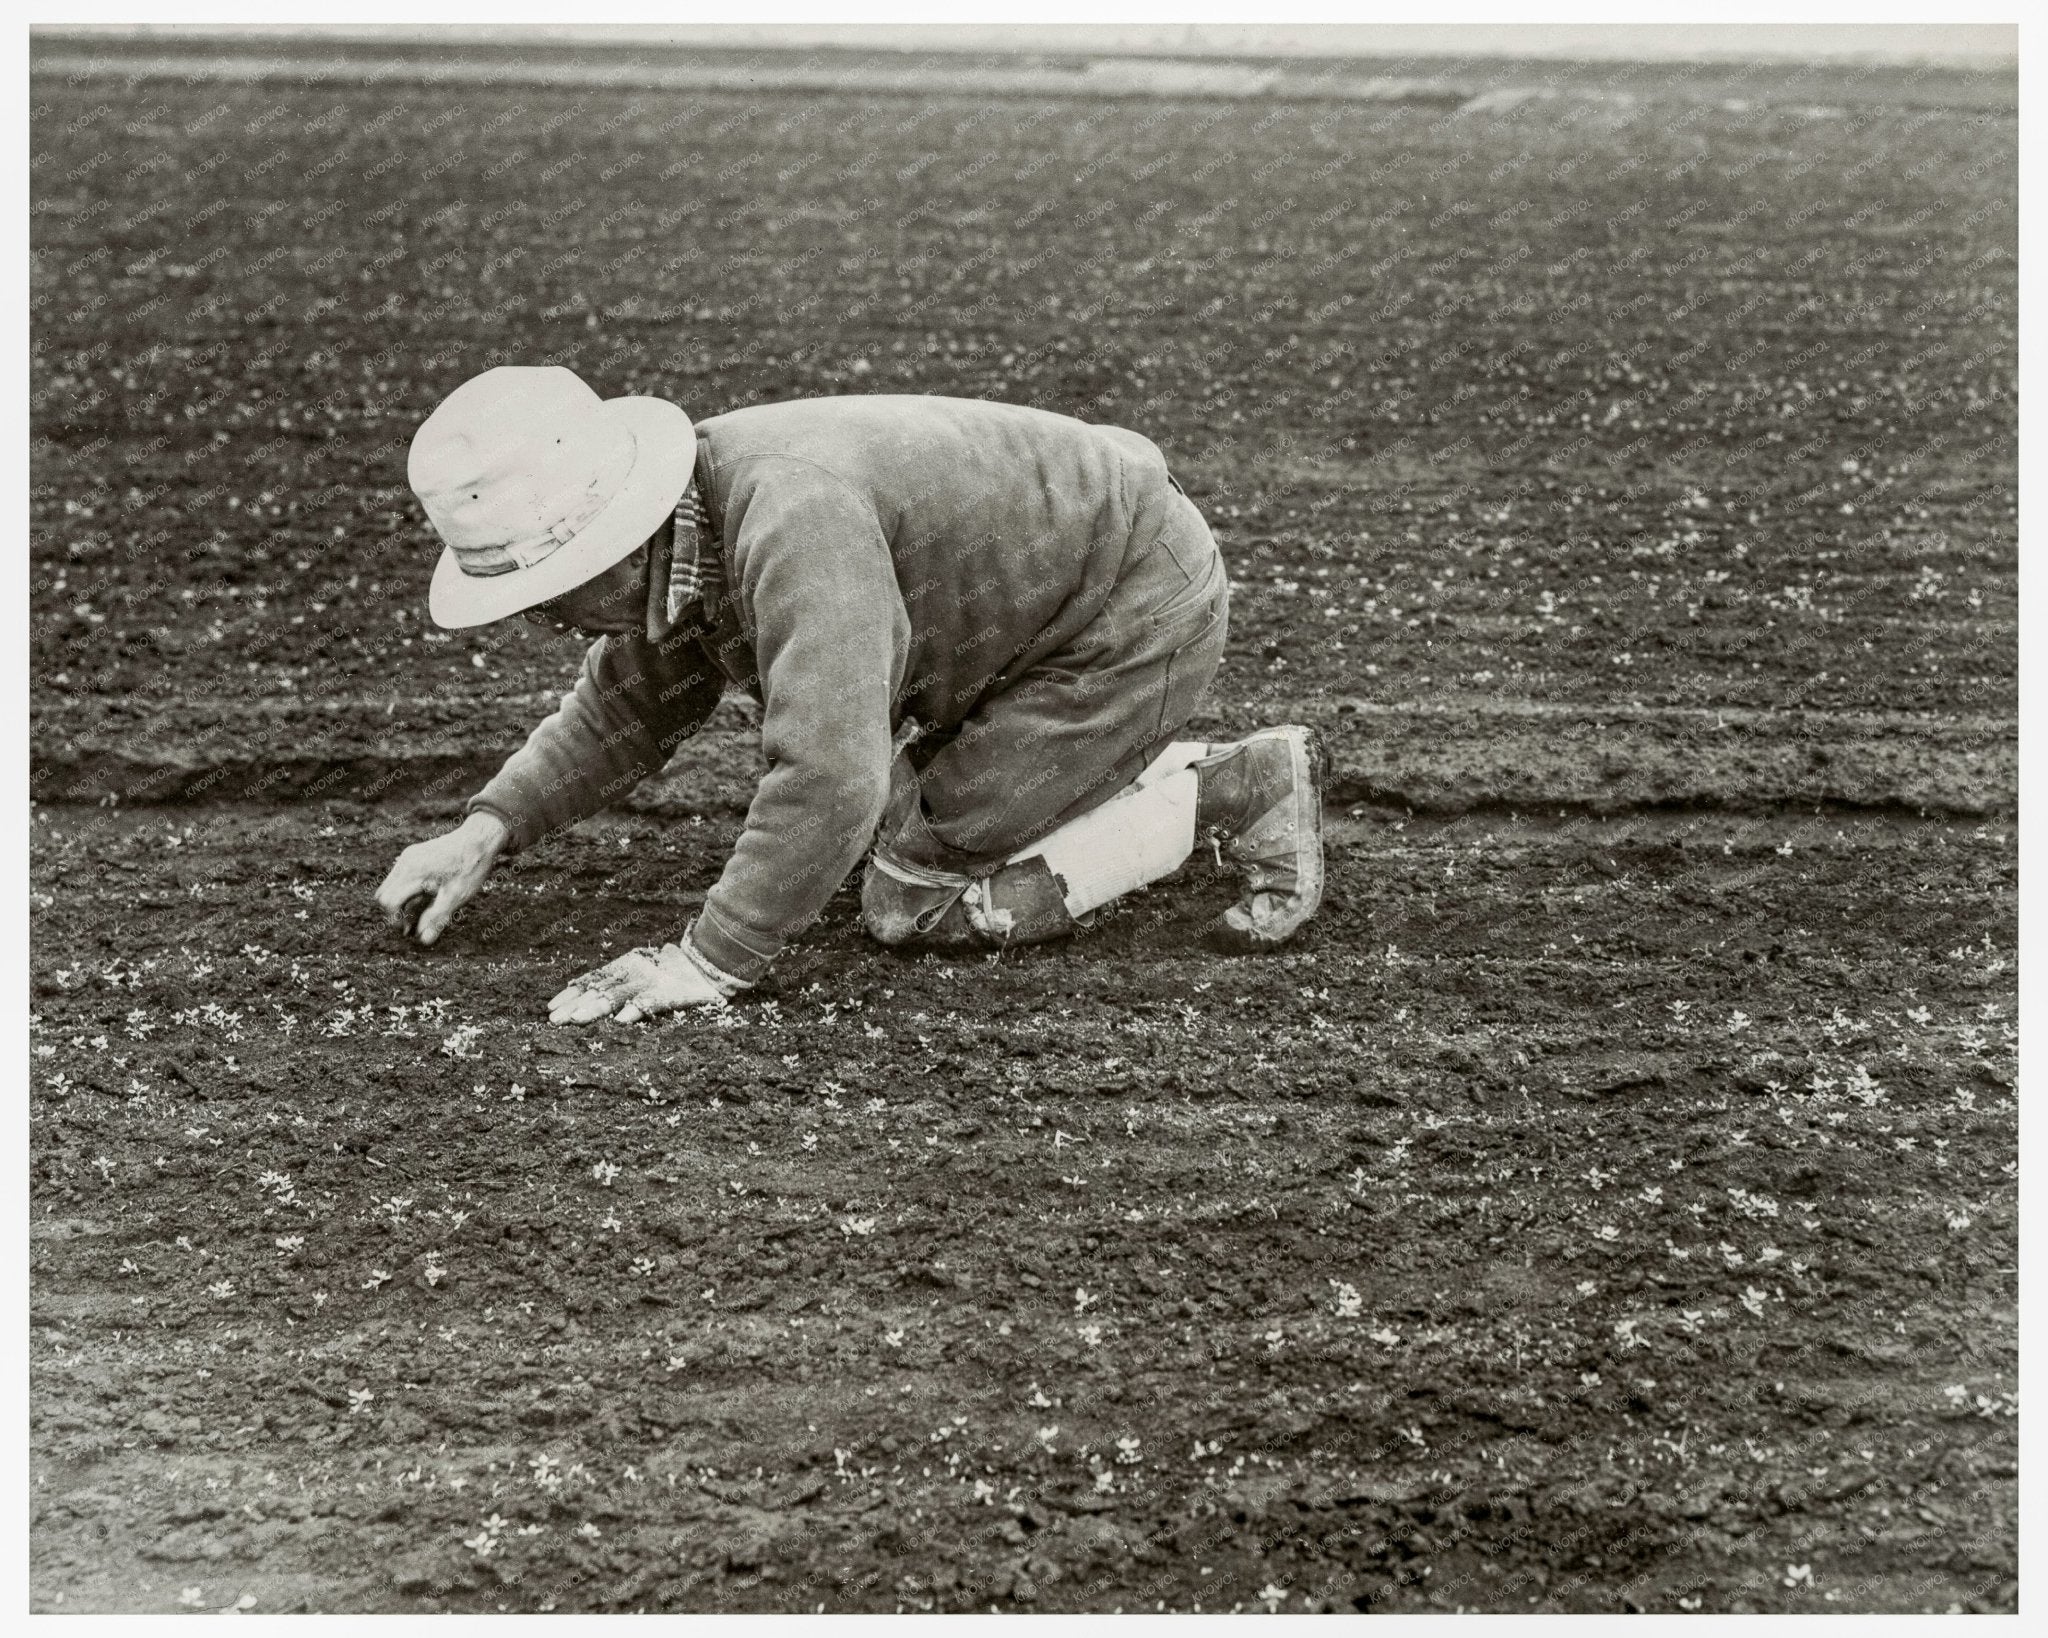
left=27, top=39, right=2017, bottom=1614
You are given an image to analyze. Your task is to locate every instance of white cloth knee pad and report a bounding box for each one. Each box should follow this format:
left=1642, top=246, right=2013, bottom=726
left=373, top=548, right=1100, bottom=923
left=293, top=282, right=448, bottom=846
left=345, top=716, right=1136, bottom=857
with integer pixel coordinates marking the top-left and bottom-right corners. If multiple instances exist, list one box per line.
left=1133, top=739, right=1212, bottom=789
left=1006, top=766, right=1199, bottom=918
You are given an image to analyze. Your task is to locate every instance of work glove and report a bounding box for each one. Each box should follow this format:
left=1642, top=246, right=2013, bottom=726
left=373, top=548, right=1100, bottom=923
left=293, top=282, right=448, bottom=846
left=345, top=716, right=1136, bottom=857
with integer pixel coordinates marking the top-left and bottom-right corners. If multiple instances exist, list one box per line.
left=548, top=936, right=741, bottom=1026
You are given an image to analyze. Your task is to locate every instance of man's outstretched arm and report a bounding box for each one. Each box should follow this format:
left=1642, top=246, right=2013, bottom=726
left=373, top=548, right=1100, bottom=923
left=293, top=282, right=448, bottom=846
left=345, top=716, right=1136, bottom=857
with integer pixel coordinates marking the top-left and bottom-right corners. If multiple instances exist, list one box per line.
left=375, top=631, right=723, bottom=951
left=542, top=461, right=906, bottom=1020
left=530, top=460, right=906, bottom=1022
left=467, top=628, right=726, bottom=853
left=682, top=458, right=909, bottom=985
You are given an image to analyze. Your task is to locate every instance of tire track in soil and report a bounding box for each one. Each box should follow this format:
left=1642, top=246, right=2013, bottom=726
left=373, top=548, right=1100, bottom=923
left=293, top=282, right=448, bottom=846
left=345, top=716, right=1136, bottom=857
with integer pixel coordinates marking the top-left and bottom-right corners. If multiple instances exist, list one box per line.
left=28, top=695, right=2018, bottom=816
left=28, top=801, right=2016, bottom=1612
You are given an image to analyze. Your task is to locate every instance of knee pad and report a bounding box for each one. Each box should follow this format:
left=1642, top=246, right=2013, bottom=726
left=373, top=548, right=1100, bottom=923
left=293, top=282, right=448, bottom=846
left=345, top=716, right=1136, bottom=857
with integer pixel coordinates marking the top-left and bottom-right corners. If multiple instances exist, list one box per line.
left=861, top=856, right=971, bottom=947
left=964, top=856, right=1075, bottom=945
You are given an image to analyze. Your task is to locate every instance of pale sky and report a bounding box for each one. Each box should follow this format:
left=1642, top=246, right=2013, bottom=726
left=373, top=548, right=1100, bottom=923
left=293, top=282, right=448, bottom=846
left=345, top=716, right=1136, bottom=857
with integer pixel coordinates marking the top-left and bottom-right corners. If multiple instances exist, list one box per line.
left=40, top=22, right=2019, bottom=65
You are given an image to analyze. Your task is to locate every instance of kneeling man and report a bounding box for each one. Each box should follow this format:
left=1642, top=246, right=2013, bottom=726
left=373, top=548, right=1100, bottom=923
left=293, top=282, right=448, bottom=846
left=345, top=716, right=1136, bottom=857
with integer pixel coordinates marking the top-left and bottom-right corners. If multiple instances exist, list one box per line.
left=376, top=367, right=1323, bottom=1024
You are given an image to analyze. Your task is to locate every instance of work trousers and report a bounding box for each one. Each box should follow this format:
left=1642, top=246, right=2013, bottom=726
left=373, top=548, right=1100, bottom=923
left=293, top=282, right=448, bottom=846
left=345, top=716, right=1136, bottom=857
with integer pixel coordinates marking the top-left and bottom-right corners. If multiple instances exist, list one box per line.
left=862, top=485, right=1230, bottom=946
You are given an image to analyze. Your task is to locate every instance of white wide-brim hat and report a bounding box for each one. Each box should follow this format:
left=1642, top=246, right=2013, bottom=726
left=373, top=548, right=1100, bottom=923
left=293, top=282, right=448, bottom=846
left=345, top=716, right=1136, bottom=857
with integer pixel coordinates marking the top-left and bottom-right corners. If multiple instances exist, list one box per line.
left=409, top=365, right=695, bottom=630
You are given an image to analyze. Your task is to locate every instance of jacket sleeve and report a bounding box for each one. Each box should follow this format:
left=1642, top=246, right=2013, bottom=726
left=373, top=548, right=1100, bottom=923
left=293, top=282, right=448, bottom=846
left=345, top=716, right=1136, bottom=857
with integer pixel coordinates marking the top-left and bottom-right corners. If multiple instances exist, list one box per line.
left=466, top=628, right=726, bottom=853
left=687, top=457, right=907, bottom=983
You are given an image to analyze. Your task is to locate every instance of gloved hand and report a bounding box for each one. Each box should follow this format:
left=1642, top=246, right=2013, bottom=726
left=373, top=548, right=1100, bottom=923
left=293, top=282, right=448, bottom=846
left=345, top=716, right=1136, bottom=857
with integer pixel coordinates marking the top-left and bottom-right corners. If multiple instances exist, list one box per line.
left=548, top=939, right=737, bottom=1025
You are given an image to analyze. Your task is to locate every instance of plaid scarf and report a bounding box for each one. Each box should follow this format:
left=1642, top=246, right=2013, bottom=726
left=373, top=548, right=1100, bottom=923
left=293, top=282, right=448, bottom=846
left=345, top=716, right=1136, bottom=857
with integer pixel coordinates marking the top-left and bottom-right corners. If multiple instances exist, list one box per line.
left=664, top=480, right=723, bottom=632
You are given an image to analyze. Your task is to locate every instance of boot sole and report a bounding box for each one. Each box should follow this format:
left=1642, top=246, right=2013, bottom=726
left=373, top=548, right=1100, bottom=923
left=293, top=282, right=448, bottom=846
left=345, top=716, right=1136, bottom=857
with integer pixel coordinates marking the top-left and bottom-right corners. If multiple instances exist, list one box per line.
left=1208, top=724, right=1325, bottom=952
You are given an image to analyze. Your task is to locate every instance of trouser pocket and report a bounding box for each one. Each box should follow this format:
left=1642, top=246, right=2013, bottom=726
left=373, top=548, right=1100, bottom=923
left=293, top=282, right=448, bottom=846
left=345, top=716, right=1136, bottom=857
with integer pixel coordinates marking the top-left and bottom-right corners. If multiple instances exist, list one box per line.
left=1154, top=592, right=1229, bottom=744
left=1141, top=492, right=1228, bottom=631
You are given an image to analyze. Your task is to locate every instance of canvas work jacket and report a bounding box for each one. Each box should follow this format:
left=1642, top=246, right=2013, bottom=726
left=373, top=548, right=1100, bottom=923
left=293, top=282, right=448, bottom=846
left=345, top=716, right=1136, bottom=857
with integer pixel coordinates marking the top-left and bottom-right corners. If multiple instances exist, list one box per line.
left=468, top=393, right=1181, bottom=983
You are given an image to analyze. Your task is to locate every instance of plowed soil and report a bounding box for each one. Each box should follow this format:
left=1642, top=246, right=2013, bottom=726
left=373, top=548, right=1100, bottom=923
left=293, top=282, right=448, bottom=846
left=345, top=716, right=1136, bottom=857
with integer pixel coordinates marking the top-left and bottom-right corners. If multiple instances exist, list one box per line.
left=28, top=800, right=2017, bottom=1612
left=28, top=53, right=2015, bottom=811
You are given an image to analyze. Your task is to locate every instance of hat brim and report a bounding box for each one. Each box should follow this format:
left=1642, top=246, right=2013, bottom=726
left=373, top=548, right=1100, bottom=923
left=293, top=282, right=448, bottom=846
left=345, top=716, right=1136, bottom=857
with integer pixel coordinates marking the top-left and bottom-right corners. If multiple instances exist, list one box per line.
left=426, top=396, right=696, bottom=630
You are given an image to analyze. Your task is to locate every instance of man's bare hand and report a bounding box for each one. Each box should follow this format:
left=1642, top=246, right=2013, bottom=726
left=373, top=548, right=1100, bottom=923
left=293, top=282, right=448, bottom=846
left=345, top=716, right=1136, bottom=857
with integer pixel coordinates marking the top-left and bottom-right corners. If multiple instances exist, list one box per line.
left=549, top=943, right=730, bottom=1025
left=376, top=811, right=509, bottom=946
